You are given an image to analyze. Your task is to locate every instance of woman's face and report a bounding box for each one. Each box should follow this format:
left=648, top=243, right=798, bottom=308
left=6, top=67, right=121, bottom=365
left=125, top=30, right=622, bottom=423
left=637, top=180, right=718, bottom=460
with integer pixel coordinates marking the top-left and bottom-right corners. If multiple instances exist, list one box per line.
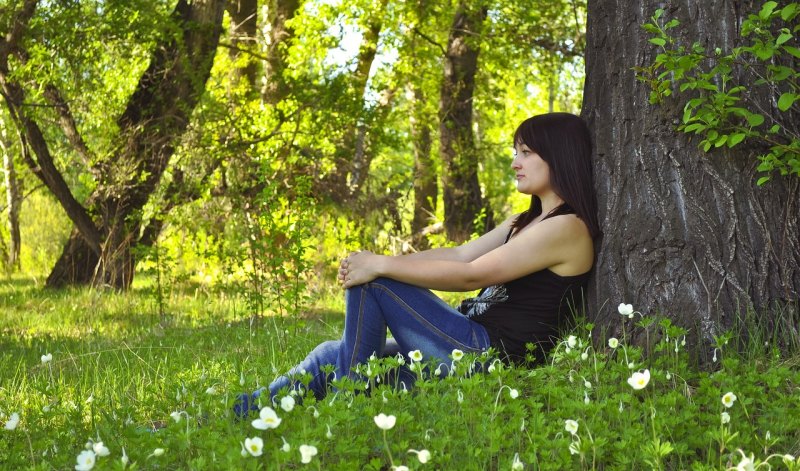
left=511, top=142, right=551, bottom=195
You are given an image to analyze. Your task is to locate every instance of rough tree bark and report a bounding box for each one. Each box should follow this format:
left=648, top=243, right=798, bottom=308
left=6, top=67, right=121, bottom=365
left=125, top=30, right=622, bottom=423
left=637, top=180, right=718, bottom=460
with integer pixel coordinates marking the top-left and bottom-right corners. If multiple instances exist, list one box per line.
left=1, top=0, right=226, bottom=288
left=583, top=0, right=800, bottom=351
left=439, top=1, right=488, bottom=243
left=226, top=0, right=259, bottom=88
left=262, top=0, right=301, bottom=105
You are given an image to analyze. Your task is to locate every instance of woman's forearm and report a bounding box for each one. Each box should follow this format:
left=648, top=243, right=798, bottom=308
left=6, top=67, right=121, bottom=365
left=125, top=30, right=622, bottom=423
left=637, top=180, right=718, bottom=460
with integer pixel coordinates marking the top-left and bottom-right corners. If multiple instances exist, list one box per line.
left=395, top=246, right=466, bottom=263
left=375, top=255, right=481, bottom=291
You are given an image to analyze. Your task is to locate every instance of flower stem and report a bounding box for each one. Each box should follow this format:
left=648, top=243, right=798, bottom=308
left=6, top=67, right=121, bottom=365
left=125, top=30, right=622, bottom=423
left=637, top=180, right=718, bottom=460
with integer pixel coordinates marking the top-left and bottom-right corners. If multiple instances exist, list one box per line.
left=382, top=429, right=395, bottom=468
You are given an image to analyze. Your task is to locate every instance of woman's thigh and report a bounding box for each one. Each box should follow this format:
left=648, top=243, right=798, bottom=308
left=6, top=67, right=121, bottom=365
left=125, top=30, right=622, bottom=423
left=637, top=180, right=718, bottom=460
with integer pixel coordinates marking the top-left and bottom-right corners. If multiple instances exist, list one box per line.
left=356, top=278, right=491, bottom=363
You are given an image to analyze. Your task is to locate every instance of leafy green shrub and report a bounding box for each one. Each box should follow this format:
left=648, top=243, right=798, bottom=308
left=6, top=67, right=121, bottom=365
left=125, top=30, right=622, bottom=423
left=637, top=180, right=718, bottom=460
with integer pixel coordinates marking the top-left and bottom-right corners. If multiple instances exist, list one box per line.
left=18, top=191, right=71, bottom=276
left=636, top=2, right=800, bottom=185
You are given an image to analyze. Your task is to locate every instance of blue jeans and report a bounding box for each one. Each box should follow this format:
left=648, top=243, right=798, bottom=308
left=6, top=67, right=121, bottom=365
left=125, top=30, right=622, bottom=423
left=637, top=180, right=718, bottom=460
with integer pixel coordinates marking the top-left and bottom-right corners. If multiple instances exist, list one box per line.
left=235, top=278, right=491, bottom=415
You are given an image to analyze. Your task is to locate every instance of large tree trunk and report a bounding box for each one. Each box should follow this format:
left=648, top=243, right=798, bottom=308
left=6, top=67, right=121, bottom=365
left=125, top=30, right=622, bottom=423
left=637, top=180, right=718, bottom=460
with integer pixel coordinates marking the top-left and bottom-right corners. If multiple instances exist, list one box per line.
left=262, top=0, right=301, bottom=105
left=439, top=1, right=487, bottom=243
left=43, top=0, right=226, bottom=288
left=226, top=0, right=259, bottom=89
left=583, top=0, right=800, bottom=352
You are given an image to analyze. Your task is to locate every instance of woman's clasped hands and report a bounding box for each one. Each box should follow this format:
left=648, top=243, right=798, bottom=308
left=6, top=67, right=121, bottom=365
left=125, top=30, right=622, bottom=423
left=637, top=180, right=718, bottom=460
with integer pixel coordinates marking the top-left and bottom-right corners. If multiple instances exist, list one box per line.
left=338, top=250, right=380, bottom=289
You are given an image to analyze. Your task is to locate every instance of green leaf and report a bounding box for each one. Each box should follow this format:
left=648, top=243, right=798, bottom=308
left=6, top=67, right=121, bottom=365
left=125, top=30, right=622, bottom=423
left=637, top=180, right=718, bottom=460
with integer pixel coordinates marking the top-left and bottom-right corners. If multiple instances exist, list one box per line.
left=728, top=133, right=746, bottom=147
left=753, top=42, right=776, bottom=60
left=747, top=113, right=765, bottom=126
left=729, top=86, right=746, bottom=95
left=769, top=65, right=793, bottom=81
left=729, top=107, right=749, bottom=117
left=757, top=176, right=771, bottom=185
left=784, top=45, right=800, bottom=59
left=715, top=135, right=728, bottom=147
left=776, top=32, right=792, bottom=45
left=769, top=124, right=781, bottom=133
left=777, top=92, right=796, bottom=111
left=780, top=3, right=798, bottom=21
left=682, top=106, right=693, bottom=123
left=683, top=123, right=705, bottom=133
left=758, top=159, right=774, bottom=171
left=702, top=140, right=712, bottom=152
left=642, top=23, right=660, bottom=34
left=665, top=19, right=680, bottom=29
left=760, top=1, right=778, bottom=19
left=649, top=37, right=667, bottom=47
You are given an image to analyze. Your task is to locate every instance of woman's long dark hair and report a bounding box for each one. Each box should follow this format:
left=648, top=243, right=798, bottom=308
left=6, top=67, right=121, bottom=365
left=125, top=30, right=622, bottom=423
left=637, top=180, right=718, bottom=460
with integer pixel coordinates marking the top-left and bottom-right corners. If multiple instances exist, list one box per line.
left=510, top=113, right=601, bottom=239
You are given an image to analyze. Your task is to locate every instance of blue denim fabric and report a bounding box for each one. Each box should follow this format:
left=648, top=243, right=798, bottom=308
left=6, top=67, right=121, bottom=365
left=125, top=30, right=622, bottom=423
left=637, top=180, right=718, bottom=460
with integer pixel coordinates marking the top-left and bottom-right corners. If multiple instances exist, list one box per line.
left=234, top=278, right=490, bottom=416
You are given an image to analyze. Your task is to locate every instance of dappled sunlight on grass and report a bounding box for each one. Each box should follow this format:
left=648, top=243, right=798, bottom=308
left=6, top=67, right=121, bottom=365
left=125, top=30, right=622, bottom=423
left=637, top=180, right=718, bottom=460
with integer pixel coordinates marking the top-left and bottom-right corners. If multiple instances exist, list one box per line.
left=1, top=279, right=799, bottom=470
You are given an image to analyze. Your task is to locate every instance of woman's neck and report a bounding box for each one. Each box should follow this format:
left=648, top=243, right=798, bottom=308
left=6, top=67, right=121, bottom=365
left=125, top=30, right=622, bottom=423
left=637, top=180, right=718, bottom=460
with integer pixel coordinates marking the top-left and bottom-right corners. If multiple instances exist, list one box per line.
left=538, top=191, right=565, bottom=216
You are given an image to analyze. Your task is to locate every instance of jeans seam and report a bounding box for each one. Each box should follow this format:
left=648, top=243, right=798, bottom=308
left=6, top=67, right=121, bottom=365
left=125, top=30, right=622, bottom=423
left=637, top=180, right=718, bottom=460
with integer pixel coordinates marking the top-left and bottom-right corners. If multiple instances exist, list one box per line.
left=347, top=287, right=368, bottom=376
left=371, top=281, right=485, bottom=353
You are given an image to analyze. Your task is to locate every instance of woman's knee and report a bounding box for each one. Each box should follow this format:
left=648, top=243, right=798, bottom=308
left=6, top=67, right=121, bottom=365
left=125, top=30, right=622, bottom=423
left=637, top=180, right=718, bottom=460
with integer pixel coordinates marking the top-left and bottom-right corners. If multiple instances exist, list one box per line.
left=307, top=340, right=341, bottom=364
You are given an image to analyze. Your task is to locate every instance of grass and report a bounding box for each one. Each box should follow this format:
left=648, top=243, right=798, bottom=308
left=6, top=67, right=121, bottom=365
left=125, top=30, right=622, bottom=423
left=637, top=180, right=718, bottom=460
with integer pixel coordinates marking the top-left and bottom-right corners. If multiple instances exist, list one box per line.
left=1, top=274, right=799, bottom=470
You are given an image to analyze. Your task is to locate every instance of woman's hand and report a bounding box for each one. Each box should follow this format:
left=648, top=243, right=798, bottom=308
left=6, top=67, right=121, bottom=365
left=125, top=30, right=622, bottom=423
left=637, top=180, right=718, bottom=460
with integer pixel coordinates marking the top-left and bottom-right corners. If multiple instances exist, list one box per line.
left=338, top=250, right=381, bottom=288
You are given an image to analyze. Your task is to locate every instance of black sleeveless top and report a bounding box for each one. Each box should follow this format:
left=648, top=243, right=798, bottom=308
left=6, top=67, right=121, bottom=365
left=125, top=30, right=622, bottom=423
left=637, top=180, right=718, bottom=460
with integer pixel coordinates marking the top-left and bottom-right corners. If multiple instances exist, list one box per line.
left=456, top=230, right=590, bottom=363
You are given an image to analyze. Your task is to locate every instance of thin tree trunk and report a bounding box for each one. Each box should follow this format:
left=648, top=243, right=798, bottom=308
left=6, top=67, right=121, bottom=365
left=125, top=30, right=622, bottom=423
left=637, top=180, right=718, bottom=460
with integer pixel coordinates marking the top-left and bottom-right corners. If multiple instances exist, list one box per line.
left=583, top=0, right=800, bottom=354
left=438, top=1, right=487, bottom=243
left=409, top=85, right=436, bottom=250
left=0, top=118, right=21, bottom=269
left=319, top=0, right=389, bottom=204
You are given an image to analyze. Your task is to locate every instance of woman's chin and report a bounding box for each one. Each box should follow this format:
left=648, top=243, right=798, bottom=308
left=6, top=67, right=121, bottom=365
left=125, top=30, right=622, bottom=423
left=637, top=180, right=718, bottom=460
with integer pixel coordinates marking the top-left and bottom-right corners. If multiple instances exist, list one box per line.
left=515, top=183, right=531, bottom=194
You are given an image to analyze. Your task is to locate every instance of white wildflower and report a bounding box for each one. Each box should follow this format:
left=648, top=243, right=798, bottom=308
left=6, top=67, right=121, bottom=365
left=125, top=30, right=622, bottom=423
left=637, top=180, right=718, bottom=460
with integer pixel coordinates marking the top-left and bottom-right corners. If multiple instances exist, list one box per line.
left=627, top=369, right=651, bottom=390
left=280, top=395, right=295, bottom=412
left=618, top=303, right=634, bottom=318
left=252, top=406, right=281, bottom=430
left=722, top=392, right=737, bottom=408
left=4, top=412, right=20, bottom=431
left=565, top=420, right=579, bottom=435
left=299, top=444, right=318, bottom=464
left=374, top=413, right=396, bottom=430
left=244, top=437, right=263, bottom=457
left=75, top=450, right=96, bottom=471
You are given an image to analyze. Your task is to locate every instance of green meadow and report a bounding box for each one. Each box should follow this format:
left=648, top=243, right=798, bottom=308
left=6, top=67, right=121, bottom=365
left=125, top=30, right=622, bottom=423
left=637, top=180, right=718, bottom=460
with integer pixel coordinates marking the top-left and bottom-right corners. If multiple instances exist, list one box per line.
left=1, top=275, right=799, bottom=470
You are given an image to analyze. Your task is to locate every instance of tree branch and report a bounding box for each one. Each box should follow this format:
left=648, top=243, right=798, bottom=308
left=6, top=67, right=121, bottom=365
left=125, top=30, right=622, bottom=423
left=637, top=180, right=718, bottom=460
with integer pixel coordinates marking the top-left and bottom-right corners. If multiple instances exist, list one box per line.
left=0, top=183, right=43, bottom=214
left=0, top=0, right=102, bottom=256
left=412, top=27, right=447, bottom=56
left=0, top=0, right=38, bottom=56
left=217, top=41, right=270, bottom=62
left=42, top=84, right=95, bottom=168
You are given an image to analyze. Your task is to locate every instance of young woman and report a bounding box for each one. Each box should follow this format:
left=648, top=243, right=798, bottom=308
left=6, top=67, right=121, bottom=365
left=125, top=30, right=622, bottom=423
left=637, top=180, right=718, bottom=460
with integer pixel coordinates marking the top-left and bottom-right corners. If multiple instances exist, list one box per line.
left=235, top=112, right=600, bottom=415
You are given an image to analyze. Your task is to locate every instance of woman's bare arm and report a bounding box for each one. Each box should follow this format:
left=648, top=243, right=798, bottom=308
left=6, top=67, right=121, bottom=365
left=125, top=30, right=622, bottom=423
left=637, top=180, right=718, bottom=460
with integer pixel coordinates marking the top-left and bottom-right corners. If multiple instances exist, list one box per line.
left=390, top=215, right=515, bottom=263
left=341, top=214, right=593, bottom=291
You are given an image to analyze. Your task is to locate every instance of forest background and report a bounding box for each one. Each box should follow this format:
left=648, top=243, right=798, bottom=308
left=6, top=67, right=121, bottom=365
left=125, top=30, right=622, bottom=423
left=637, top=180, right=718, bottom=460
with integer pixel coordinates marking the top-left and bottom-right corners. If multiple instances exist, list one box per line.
left=1, top=0, right=585, bottom=304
